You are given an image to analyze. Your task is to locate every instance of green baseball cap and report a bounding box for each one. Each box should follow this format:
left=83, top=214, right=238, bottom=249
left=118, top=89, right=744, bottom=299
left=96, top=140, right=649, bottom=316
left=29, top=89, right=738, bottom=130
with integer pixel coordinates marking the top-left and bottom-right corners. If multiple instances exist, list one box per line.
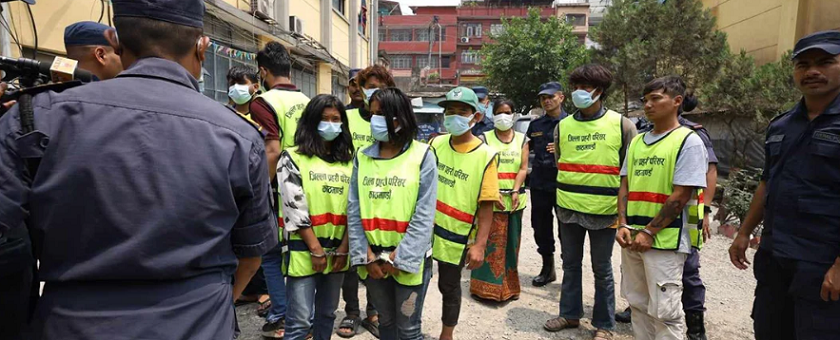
left=438, top=87, right=480, bottom=112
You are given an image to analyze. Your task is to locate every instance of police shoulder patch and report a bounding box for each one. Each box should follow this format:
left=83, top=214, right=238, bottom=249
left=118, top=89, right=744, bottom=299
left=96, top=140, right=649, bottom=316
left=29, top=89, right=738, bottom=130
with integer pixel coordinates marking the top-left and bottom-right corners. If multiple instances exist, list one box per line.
left=813, top=130, right=840, bottom=144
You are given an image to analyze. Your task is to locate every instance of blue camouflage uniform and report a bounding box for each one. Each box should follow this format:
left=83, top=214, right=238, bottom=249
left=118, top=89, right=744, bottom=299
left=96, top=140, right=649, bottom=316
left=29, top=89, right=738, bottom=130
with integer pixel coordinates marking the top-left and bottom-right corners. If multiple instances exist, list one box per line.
left=0, top=1, right=277, bottom=339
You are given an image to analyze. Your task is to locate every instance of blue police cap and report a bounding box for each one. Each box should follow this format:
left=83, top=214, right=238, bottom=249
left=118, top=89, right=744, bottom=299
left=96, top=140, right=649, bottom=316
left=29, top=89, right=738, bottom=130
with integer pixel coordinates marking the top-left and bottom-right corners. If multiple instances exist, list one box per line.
left=538, top=82, right=563, bottom=96
left=792, top=30, right=840, bottom=60
left=472, top=86, right=489, bottom=99
left=112, top=0, right=205, bottom=28
left=349, top=68, right=362, bottom=79
left=64, top=21, right=112, bottom=47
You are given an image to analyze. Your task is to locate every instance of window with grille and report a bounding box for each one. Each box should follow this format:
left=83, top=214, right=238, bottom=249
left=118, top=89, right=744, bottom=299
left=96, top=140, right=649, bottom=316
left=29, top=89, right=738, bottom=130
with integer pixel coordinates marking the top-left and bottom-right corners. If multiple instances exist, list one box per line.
left=333, top=0, right=346, bottom=16
left=417, top=28, right=431, bottom=41
left=379, top=29, right=386, bottom=41
left=461, top=51, right=480, bottom=65
left=291, top=66, right=318, bottom=99
left=389, top=29, right=412, bottom=41
left=464, top=23, right=482, bottom=37
left=417, top=57, right=438, bottom=69
left=332, top=74, right=347, bottom=102
left=566, top=14, right=586, bottom=27
left=391, top=55, right=412, bottom=69
left=417, top=27, right=447, bottom=41
left=490, top=24, right=505, bottom=36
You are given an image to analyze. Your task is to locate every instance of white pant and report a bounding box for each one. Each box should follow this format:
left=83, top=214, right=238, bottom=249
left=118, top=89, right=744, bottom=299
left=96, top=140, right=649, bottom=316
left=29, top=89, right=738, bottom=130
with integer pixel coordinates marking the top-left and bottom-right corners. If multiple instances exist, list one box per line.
left=621, top=248, right=687, bottom=340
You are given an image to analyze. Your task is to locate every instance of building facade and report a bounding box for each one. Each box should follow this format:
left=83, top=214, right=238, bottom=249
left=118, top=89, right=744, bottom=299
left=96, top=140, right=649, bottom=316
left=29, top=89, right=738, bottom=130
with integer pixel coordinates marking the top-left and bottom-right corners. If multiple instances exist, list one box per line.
left=378, top=14, right=459, bottom=88
left=702, top=0, right=840, bottom=64
left=2, top=0, right=377, bottom=102
left=380, top=0, right=588, bottom=87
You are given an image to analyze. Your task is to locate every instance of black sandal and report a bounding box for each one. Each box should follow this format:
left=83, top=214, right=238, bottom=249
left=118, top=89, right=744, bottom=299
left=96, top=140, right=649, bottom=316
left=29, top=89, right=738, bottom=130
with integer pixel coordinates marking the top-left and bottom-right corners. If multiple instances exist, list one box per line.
left=361, top=316, right=380, bottom=339
left=336, top=316, right=361, bottom=338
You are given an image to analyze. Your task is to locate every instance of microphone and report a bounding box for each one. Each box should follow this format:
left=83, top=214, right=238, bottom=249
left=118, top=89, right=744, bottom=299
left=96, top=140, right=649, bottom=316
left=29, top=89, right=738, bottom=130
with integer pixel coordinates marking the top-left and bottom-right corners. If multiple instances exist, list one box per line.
left=0, top=56, right=93, bottom=83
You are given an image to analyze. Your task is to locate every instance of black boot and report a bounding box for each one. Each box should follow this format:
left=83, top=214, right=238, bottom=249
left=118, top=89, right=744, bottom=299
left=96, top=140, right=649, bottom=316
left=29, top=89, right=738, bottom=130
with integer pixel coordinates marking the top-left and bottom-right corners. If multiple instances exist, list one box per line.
left=685, top=311, right=707, bottom=340
left=615, top=306, right=632, bottom=323
left=532, top=254, right=556, bottom=287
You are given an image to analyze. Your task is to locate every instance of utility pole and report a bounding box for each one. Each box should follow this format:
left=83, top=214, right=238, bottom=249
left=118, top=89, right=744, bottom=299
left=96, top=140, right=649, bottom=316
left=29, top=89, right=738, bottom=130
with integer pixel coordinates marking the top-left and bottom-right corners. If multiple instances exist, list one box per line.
left=1, top=3, right=12, bottom=58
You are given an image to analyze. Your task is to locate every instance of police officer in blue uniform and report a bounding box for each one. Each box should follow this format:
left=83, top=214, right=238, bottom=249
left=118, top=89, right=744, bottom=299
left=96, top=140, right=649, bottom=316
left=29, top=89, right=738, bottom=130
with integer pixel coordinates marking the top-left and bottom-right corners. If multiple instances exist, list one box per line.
left=526, top=81, right=568, bottom=287
left=0, top=1, right=277, bottom=339
left=63, top=21, right=123, bottom=81
left=729, top=30, right=840, bottom=340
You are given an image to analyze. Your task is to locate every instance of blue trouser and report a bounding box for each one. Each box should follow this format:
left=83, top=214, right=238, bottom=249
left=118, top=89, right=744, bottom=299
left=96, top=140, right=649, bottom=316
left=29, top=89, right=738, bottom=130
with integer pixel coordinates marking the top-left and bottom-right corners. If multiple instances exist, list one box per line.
left=262, top=244, right=287, bottom=323
left=558, top=222, right=616, bottom=330
left=285, top=273, right=345, bottom=340
left=366, top=259, right=433, bottom=340
left=681, top=247, right=706, bottom=312
left=752, top=248, right=840, bottom=340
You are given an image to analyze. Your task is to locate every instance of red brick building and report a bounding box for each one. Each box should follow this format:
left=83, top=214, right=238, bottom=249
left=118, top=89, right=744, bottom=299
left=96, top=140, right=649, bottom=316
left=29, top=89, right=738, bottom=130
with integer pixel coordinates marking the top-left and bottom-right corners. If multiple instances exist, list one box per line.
left=378, top=14, right=459, bottom=87
left=380, top=0, right=589, bottom=87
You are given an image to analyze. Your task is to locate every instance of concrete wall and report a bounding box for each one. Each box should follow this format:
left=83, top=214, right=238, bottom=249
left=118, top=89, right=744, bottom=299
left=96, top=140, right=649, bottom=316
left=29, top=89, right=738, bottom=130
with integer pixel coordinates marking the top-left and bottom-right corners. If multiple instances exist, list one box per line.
left=8, top=0, right=110, bottom=56
left=332, top=11, right=351, bottom=66
left=704, top=0, right=840, bottom=64
left=291, top=0, right=322, bottom=42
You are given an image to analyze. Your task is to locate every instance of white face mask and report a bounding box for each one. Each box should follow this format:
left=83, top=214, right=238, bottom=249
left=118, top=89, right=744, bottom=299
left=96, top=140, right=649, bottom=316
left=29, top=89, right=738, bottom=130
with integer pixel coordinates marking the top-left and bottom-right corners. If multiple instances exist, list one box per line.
left=228, top=84, right=253, bottom=105
left=493, top=114, right=514, bottom=131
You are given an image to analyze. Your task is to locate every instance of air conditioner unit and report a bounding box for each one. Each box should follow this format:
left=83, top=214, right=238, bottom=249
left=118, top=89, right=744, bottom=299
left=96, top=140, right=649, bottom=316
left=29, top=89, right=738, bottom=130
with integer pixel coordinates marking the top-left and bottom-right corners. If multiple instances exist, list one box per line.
left=289, top=16, right=304, bottom=35
left=460, top=37, right=470, bottom=43
left=251, top=0, right=276, bottom=22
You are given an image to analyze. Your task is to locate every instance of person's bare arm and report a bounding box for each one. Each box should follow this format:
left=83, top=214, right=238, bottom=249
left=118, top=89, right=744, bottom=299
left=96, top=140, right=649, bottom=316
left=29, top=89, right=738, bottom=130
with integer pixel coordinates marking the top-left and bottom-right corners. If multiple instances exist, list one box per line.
left=512, top=143, right=529, bottom=209
left=616, top=177, right=632, bottom=248
left=233, top=257, right=262, bottom=301
left=703, top=163, right=718, bottom=240
left=298, top=228, right=327, bottom=272
left=266, top=140, right=281, bottom=180
left=729, top=181, right=766, bottom=269
left=467, top=201, right=494, bottom=269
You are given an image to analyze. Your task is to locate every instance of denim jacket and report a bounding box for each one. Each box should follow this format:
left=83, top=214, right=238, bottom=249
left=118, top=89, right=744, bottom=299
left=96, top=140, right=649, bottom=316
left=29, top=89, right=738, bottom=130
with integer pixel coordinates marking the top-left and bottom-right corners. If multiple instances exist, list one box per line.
left=348, top=142, right=437, bottom=274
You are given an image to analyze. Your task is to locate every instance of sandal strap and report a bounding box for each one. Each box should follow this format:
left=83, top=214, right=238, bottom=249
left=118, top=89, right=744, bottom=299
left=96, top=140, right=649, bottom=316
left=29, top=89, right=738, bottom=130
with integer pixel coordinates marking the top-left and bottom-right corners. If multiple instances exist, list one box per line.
left=339, top=317, right=360, bottom=328
left=594, top=329, right=613, bottom=340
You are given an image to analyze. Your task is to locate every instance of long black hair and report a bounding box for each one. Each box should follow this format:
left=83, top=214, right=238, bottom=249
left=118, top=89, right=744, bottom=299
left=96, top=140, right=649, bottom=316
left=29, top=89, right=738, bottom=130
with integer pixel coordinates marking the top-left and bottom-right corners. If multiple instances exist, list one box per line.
left=294, top=94, right=354, bottom=163
left=492, top=98, right=516, bottom=114
left=369, top=88, right=418, bottom=148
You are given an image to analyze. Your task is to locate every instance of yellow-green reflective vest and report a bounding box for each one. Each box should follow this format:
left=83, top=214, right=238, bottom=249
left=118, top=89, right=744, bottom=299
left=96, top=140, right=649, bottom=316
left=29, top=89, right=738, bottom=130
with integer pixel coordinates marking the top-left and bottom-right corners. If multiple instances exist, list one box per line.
left=556, top=110, right=623, bottom=215
left=281, top=147, right=352, bottom=277
left=257, top=89, right=309, bottom=241
left=347, top=108, right=375, bottom=152
left=356, top=141, right=431, bottom=286
left=430, top=135, right=498, bottom=265
left=626, top=127, right=703, bottom=250
left=484, top=130, right=528, bottom=212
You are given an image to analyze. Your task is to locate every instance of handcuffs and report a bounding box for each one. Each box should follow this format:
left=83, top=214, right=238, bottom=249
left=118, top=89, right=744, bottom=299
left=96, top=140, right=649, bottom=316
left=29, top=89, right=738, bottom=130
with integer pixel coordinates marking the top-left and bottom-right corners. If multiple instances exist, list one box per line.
left=620, top=224, right=655, bottom=239
left=309, top=250, right=349, bottom=258
left=366, top=251, right=395, bottom=265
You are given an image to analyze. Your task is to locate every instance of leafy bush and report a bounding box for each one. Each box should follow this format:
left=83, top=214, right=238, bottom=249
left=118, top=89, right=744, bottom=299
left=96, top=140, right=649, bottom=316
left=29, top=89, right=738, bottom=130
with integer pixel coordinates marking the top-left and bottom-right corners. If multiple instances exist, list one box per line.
left=719, top=168, right=763, bottom=234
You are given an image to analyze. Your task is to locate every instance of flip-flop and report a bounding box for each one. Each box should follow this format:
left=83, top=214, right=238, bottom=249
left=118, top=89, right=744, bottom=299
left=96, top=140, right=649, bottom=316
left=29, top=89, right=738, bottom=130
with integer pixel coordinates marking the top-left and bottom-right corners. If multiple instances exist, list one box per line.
left=361, top=316, right=380, bottom=339
left=336, top=316, right=361, bottom=338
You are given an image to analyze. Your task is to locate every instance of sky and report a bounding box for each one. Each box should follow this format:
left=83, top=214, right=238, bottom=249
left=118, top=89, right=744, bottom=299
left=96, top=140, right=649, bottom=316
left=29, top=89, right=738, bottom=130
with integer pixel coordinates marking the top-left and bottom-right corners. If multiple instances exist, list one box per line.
left=395, top=0, right=461, bottom=14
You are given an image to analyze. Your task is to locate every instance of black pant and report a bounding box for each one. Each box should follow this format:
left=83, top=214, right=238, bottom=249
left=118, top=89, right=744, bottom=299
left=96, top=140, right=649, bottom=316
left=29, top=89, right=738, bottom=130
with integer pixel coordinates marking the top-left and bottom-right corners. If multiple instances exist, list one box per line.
left=752, top=248, right=840, bottom=340
left=530, top=189, right=558, bottom=256
left=342, top=271, right=377, bottom=318
left=437, top=261, right=463, bottom=327
left=0, top=265, right=34, bottom=340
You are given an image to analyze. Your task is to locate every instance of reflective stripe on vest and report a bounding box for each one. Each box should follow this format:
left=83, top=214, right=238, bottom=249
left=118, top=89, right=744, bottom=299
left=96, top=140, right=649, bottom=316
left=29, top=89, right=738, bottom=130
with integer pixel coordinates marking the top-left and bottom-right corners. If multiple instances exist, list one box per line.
left=356, top=140, right=429, bottom=286
left=556, top=110, right=623, bottom=215
left=256, top=89, right=309, bottom=149
left=626, top=127, right=701, bottom=250
left=687, top=191, right=705, bottom=249
left=281, top=147, right=352, bottom=277
left=430, top=135, right=497, bottom=265
left=484, top=130, right=528, bottom=212
left=347, top=108, right=375, bottom=152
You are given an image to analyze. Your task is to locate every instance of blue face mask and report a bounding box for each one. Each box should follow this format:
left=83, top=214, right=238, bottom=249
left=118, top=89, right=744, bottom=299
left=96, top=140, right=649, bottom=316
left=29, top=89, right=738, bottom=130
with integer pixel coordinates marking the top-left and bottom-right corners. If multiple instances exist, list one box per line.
left=370, top=115, right=391, bottom=142
left=228, top=84, right=253, bottom=105
left=571, top=89, right=601, bottom=109
left=317, top=121, right=343, bottom=141
left=444, top=114, right=474, bottom=136
left=363, top=88, right=379, bottom=107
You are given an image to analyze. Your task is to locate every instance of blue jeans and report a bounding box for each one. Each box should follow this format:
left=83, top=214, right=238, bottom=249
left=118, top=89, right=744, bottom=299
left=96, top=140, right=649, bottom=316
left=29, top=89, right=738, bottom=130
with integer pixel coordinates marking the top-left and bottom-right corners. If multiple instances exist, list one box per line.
left=262, top=244, right=287, bottom=323
left=558, top=222, right=616, bottom=330
left=285, top=273, right=345, bottom=340
left=366, top=259, right=433, bottom=340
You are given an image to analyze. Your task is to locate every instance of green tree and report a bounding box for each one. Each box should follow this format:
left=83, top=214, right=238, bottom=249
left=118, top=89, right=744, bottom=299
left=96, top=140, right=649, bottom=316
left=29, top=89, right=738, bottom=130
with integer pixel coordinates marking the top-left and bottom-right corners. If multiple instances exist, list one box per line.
left=481, top=8, right=588, bottom=113
left=591, top=0, right=728, bottom=113
left=701, top=50, right=800, bottom=167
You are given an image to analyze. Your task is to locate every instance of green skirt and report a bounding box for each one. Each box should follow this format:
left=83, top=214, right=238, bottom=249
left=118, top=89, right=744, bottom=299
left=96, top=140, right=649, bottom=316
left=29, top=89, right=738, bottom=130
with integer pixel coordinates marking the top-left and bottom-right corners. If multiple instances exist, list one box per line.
left=469, top=210, right=523, bottom=302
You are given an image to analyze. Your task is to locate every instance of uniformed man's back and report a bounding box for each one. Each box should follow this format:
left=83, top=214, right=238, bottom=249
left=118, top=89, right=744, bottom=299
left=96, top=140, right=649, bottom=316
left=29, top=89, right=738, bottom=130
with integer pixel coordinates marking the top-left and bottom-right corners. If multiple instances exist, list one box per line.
left=0, top=1, right=276, bottom=339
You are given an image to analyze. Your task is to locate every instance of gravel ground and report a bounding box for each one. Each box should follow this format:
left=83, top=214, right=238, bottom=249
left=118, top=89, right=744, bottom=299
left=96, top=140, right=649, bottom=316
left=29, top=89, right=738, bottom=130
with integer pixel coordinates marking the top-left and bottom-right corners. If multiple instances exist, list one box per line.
left=236, top=205, right=758, bottom=339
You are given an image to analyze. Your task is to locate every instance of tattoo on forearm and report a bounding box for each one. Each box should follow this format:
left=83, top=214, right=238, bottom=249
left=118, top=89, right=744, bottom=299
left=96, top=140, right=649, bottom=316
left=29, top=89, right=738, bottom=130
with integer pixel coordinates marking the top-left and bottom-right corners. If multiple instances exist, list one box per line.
left=649, top=199, right=683, bottom=229
left=619, top=195, right=628, bottom=219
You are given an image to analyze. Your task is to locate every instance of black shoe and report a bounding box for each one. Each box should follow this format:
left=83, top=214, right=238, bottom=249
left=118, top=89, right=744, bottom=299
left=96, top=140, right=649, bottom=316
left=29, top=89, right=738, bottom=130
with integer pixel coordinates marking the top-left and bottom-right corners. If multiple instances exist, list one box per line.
left=615, top=307, right=632, bottom=323
left=686, top=311, right=707, bottom=340
left=261, top=319, right=285, bottom=338
left=532, top=254, right=557, bottom=287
